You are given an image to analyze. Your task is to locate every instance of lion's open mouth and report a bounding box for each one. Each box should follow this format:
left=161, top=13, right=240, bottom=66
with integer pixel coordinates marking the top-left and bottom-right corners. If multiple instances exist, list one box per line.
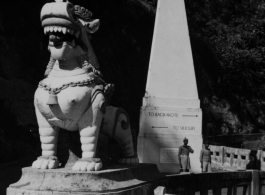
left=45, top=26, right=78, bottom=48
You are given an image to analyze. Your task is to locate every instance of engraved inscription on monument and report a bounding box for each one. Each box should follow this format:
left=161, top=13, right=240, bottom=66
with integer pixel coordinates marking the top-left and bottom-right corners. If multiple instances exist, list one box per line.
left=141, top=108, right=202, bottom=135
left=173, top=126, right=195, bottom=130
left=148, top=112, right=178, bottom=117
left=160, top=148, right=179, bottom=163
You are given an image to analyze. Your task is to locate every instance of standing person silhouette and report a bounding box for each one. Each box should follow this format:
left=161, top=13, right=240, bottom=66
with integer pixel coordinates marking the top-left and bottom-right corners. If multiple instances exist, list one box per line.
left=200, top=141, right=212, bottom=172
left=178, top=137, right=194, bottom=172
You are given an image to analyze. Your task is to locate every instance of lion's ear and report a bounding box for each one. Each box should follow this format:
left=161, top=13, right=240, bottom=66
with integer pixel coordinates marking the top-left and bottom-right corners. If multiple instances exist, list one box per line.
left=86, top=19, right=100, bottom=33
left=78, top=19, right=100, bottom=34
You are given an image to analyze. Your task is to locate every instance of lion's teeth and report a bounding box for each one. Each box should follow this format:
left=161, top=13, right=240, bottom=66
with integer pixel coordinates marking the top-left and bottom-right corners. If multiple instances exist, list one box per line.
left=62, top=28, right=67, bottom=34
left=44, top=26, right=75, bottom=34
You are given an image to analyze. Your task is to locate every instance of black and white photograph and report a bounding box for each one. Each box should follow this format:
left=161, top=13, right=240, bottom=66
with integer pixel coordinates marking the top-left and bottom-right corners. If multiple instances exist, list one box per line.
left=1, top=0, right=265, bottom=194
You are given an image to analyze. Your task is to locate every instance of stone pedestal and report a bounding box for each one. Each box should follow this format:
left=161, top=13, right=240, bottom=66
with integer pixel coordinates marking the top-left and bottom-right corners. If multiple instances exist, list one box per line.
left=7, top=164, right=165, bottom=195
left=137, top=0, right=203, bottom=173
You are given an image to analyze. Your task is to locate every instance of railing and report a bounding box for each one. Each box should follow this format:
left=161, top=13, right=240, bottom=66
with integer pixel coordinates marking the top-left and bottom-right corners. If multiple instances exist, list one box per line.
left=155, top=170, right=264, bottom=195
left=154, top=145, right=265, bottom=195
left=209, top=145, right=261, bottom=171
left=211, top=145, right=224, bottom=168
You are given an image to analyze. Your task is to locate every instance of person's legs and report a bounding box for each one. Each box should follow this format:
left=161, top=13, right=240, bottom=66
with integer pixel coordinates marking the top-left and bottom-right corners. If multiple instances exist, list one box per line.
left=181, top=155, right=190, bottom=172
left=202, top=161, right=207, bottom=172
left=207, top=162, right=212, bottom=172
left=182, top=155, right=188, bottom=170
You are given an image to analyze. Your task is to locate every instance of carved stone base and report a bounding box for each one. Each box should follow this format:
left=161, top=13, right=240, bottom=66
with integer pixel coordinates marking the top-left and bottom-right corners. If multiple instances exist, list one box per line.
left=7, top=164, right=165, bottom=195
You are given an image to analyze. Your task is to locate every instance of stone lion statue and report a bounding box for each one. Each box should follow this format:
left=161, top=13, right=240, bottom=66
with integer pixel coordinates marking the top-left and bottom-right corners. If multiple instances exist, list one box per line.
left=32, top=0, right=138, bottom=171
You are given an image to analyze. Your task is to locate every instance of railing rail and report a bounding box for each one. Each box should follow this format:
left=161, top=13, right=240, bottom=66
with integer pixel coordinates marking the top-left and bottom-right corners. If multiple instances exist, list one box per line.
left=155, top=170, right=265, bottom=195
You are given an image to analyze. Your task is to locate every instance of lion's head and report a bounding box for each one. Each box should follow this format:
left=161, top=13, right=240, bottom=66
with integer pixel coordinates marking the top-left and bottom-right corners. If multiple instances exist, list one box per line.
left=41, top=0, right=100, bottom=68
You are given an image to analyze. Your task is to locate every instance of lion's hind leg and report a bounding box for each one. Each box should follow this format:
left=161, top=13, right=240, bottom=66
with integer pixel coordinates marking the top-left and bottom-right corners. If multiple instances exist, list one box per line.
left=101, top=107, right=139, bottom=164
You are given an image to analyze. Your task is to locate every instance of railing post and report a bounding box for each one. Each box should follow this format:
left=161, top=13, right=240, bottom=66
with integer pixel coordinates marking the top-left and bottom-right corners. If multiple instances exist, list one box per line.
left=232, top=185, right=237, bottom=195
left=227, top=187, right=232, bottom=195
left=221, top=146, right=224, bottom=166
left=154, top=186, right=166, bottom=195
left=250, top=170, right=260, bottom=195
left=260, top=151, right=265, bottom=171
left=256, top=150, right=262, bottom=170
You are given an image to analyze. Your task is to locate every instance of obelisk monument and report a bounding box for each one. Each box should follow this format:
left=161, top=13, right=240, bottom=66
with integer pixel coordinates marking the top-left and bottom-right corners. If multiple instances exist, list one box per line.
left=138, top=0, right=203, bottom=173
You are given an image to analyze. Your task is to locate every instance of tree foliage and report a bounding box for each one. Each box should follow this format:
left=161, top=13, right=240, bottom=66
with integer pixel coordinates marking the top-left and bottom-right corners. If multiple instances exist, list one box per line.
left=185, top=0, right=265, bottom=134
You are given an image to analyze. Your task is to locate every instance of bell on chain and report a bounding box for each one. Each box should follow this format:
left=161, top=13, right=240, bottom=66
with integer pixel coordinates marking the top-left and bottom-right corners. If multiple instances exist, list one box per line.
left=46, top=94, right=59, bottom=105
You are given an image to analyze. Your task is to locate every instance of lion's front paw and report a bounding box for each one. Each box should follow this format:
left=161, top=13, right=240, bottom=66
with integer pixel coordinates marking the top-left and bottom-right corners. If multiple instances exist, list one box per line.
left=118, top=155, right=139, bottom=164
left=72, top=158, right=102, bottom=171
left=32, top=156, right=59, bottom=169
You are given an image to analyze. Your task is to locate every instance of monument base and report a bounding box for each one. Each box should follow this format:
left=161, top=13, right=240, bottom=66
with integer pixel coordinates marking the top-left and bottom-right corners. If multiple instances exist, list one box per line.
left=138, top=133, right=203, bottom=173
left=7, top=164, right=165, bottom=195
left=138, top=105, right=203, bottom=173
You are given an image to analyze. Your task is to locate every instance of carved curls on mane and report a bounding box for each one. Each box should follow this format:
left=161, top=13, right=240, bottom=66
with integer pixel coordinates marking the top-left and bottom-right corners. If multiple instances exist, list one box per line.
left=44, top=57, right=56, bottom=77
